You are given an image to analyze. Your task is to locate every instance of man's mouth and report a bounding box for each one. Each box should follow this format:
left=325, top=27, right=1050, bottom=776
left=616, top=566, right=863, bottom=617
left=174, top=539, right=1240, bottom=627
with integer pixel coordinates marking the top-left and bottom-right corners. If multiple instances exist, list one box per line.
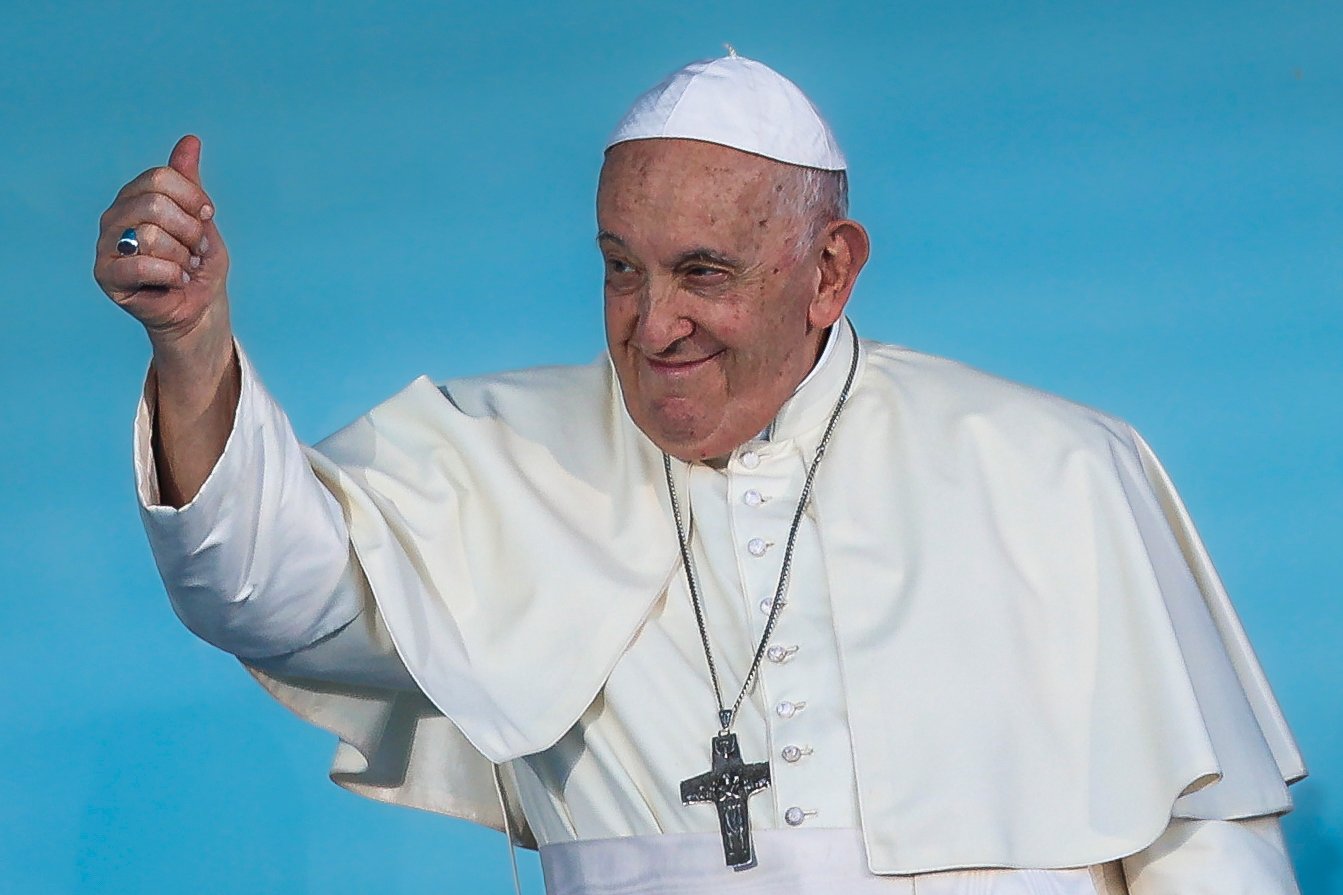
left=643, top=350, right=724, bottom=376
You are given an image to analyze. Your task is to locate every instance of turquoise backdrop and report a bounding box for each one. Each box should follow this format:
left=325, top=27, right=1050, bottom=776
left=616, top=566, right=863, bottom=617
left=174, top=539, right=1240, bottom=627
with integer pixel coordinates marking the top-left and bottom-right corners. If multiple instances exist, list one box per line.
left=1, top=1, right=1339, bottom=892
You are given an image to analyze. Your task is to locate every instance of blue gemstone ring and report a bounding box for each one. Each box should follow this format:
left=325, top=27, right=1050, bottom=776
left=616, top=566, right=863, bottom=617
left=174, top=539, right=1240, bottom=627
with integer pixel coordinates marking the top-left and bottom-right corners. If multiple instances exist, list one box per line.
left=115, top=227, right=139, bottom=256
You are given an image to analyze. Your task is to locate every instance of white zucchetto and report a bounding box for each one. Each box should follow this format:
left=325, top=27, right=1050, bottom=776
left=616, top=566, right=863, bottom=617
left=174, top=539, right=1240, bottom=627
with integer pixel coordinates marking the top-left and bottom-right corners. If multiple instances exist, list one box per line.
left=606, top=52, right=847, bottom=171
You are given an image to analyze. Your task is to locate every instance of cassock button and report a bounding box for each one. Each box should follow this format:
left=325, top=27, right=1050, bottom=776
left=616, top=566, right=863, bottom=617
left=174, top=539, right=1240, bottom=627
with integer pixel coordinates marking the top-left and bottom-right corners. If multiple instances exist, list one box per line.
left=740, top=451, right=761, bottom=470
left=766, top=644, right=794, bottom=663
left=743, top=489, right=764, bottom=507
left=747, top=538, right=769, bottom=557
left=775, top=700, right=804, bottom=719
left=785, top=806, right=812, bottom=826
left=781, top=744, right=807, bottom=763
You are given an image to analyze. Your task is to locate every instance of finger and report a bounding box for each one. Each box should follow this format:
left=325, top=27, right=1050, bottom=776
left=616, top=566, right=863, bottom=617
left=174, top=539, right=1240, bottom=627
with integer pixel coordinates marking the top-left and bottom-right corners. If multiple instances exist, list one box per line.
left=97, top=222, right=192, bottom=267
left=112, top=165, right=213, bottom=222
left=105, top=192, right=207, bottom=254
left=169, top=134, right=204, bottom=188
left=98, top=222, right=194, bottom=268
left=101, top=255, right=189, bottom=298
left=196, top=217, right=220, bottom=260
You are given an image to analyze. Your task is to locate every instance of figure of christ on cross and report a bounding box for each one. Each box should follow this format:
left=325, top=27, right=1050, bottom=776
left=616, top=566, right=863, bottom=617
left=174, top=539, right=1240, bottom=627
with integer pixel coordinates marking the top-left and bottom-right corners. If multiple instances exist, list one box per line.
left=680, top=732, right=773, bottom=870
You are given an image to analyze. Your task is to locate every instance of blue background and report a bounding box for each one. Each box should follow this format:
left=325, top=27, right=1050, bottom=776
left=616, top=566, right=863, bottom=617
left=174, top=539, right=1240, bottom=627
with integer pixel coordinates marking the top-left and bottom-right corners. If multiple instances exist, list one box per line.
left=1, top=1, right=1339, bottom=892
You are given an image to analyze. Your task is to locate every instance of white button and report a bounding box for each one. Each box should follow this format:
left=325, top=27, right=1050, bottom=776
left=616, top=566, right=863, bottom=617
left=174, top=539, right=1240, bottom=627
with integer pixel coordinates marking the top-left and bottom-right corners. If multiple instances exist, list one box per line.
left=785, top=806, right=808, bottom=826
left=743, top=489, right=764, bottom=507
left=781, top=745, right=804, bottom=763
left=740, top=451, right=761, bottom=469
left=776, top=700, right=804, bottom=719
left=766, top=644, right=797, bottom=663
left=759, top=597, right=774, bottom=615
left=747, top=538, right=768, bottom=557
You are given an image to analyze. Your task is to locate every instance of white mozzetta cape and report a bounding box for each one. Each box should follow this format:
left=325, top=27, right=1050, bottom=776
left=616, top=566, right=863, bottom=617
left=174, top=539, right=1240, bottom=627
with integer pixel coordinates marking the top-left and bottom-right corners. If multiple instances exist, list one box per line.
left=249, top=333, right=1303, bottom=874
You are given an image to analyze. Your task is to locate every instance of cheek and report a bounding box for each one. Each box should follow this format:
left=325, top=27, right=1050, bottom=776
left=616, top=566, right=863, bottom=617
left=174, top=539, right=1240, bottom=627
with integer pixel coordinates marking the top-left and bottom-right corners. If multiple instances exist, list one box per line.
left=603, top=291, right=636, bottom=337
left=723, top=291, right=813, bottom=380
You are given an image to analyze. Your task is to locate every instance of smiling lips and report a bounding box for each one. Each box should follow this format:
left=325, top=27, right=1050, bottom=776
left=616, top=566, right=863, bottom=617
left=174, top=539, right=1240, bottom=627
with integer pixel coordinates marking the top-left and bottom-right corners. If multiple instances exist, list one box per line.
left=643, top=350, right=724, bottom=376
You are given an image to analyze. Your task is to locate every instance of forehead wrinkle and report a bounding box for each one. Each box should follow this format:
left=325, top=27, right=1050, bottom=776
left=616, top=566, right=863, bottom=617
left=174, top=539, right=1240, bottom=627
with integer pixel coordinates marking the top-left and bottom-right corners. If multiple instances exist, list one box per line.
left=598, top=143, right=798, bottom=270
left=605, top=152, right=777, bottom=212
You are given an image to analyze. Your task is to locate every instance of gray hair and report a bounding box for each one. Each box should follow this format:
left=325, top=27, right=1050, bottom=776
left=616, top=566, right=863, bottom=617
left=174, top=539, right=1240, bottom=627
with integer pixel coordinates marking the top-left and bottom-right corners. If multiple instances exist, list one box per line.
left=773, top=165, right=850, bottom=255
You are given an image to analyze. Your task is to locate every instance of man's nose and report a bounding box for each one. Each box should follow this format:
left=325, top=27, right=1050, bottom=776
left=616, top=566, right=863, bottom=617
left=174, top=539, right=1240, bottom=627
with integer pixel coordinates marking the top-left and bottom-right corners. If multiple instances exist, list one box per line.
left=633, top=282, right=694, bottom=354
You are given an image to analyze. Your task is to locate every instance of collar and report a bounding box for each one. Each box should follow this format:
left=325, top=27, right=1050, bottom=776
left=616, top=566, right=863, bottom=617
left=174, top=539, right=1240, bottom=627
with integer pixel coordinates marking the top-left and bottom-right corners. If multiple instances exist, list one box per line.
left=757, top=316, right=861, bottom=446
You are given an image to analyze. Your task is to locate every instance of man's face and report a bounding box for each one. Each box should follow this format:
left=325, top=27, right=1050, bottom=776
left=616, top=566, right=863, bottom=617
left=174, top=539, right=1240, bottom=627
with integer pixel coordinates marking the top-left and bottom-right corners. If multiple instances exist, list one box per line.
left=598, top=139, right=837, bottom=462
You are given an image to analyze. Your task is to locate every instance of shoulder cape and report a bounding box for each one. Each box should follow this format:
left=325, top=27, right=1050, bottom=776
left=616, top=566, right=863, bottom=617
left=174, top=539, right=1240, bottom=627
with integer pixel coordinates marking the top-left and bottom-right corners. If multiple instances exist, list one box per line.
left=247, top=338, right=1304, bottom=873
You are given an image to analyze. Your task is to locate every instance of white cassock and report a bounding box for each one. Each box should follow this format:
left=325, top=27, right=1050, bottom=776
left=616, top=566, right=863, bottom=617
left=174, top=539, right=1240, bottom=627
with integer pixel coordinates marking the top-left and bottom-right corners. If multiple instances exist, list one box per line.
left=136, top=318, right=1305, bottom=894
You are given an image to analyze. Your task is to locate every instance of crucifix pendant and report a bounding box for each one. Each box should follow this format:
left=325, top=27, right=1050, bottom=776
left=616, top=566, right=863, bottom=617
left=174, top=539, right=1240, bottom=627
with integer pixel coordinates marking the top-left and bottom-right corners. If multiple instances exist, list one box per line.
left=680, top=732, right=772, bottom=870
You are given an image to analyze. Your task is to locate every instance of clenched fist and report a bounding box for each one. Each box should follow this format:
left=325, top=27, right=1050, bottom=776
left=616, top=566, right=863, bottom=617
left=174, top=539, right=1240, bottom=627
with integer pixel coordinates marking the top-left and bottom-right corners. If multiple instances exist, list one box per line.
left=98, top=135, right=239, bottom=508
left=95, top=134, right=230, bottom=345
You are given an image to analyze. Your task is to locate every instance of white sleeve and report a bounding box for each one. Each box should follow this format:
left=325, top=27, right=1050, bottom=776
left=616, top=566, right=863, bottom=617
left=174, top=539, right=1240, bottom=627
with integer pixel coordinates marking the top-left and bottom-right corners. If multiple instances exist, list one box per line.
left=135, top=342, right=362, bottom=659
left=1122, top=816, right=1300, bottom=894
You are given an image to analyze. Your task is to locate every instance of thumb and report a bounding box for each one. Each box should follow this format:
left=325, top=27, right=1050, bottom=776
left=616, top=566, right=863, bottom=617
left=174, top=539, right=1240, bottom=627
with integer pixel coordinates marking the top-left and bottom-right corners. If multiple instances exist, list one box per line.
left=169, top=134, right=204, bottom=185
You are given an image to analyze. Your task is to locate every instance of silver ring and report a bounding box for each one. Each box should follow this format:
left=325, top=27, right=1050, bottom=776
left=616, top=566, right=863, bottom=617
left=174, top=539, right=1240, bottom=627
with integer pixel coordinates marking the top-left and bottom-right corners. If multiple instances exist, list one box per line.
left=116, top=227, right=139, bottom=256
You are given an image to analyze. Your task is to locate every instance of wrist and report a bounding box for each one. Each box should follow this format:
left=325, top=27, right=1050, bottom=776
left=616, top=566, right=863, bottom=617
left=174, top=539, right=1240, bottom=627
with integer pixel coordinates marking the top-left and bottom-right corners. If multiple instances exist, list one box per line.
left=149, top=302, right=235, bottom=382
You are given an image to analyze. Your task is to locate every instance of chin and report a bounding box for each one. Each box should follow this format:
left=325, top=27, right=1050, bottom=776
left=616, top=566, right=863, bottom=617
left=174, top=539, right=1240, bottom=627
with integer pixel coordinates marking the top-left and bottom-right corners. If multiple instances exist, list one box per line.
left=659, top=436, right=721, bottom=463
left=627, top=401, right=708, bottom=458
left=643, top=413, right=706, bottom=456
left=650, top=421, right=746, bottom=463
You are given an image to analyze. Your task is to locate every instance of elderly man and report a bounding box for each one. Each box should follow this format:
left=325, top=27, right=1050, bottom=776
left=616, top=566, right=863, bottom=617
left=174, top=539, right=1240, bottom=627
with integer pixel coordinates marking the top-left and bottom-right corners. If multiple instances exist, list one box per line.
left=96, top=56, right=1304, bottom=894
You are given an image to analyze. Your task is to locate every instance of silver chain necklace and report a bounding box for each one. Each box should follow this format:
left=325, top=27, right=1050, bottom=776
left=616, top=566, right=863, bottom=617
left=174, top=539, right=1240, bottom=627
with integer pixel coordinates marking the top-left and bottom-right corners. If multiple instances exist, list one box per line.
left=664, top=324, right=859, bottom=870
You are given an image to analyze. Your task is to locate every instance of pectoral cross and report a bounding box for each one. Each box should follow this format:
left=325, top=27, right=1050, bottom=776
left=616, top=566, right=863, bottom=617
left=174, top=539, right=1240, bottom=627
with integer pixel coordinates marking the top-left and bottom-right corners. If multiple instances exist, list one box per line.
left=680, top=732, right=771, bottom=870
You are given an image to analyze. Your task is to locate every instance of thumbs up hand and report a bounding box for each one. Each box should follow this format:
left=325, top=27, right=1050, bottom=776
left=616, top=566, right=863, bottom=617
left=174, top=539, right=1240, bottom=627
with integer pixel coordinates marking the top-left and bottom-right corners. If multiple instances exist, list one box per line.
left=97, top=135, right=241, bottom=506
left=95, top=135, right=231, bottom=347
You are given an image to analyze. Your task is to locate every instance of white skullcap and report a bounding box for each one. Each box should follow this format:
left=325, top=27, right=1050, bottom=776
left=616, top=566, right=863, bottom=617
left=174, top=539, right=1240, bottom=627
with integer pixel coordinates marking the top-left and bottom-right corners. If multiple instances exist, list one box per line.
left=606, top=52, right=847, bottom=171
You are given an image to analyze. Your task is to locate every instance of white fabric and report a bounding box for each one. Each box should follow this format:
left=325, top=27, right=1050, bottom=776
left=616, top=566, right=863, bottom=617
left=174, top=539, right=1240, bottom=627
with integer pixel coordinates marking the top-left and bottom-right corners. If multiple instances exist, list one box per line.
left=1123, top=818, right=1299, bottom=894
left=134, top=320, right=1304, bottom=881
left=136, top=352, right=357, bottom=659
left=538, top=822, right=1300, bottom=895
left=606, top=54, right=847, bottom=171
left=539, top=829, right=1114, bottom=895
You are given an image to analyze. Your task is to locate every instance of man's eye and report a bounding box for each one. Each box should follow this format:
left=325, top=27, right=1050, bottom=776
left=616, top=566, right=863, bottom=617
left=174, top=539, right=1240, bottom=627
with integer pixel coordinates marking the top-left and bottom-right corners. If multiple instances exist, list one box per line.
left=604, top=258, right=641, bottom=292
left=684, top=266, right=728, bottom=284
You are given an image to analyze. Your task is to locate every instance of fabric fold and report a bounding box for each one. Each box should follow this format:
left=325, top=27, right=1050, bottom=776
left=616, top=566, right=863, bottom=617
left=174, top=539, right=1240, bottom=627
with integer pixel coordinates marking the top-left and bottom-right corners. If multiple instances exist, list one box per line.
left=230, top=339, right=1300, bottom=872
left=294, top=360, right=680, bottom=763
left=815, top=344, right=1302, bottom=872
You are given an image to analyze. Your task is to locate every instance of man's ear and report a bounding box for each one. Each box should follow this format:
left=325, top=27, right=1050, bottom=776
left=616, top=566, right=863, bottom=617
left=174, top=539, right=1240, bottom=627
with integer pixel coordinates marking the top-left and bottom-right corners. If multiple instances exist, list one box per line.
left=810, top=219, right=870, bottom=329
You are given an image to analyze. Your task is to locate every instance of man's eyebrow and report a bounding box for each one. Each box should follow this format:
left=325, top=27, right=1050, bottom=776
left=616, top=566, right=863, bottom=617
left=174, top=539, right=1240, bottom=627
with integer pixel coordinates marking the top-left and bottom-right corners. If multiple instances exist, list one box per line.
left=674, top=247, right=742, bottom=269
left=596, top=233, right=741, bottom=269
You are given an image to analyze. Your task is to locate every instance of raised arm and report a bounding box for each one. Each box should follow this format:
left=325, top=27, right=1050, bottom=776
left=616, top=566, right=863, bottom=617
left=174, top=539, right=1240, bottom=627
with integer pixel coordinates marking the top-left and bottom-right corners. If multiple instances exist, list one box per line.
left=100, top=136, right=414, bottom=690
left=95, top=134, right=236, bottom=507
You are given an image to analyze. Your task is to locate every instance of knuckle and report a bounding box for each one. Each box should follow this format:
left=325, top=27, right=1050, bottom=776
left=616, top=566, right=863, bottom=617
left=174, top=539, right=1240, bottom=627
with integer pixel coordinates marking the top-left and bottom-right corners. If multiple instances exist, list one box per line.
left=163, top=239, right=188, bottom=262
left=135, top=257, right=175, bottom=285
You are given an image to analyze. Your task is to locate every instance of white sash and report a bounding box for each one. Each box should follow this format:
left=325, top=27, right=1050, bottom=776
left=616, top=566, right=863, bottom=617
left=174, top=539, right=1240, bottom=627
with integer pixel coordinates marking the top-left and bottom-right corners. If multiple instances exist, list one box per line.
left=539, top=829, right=1122, bottom=895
